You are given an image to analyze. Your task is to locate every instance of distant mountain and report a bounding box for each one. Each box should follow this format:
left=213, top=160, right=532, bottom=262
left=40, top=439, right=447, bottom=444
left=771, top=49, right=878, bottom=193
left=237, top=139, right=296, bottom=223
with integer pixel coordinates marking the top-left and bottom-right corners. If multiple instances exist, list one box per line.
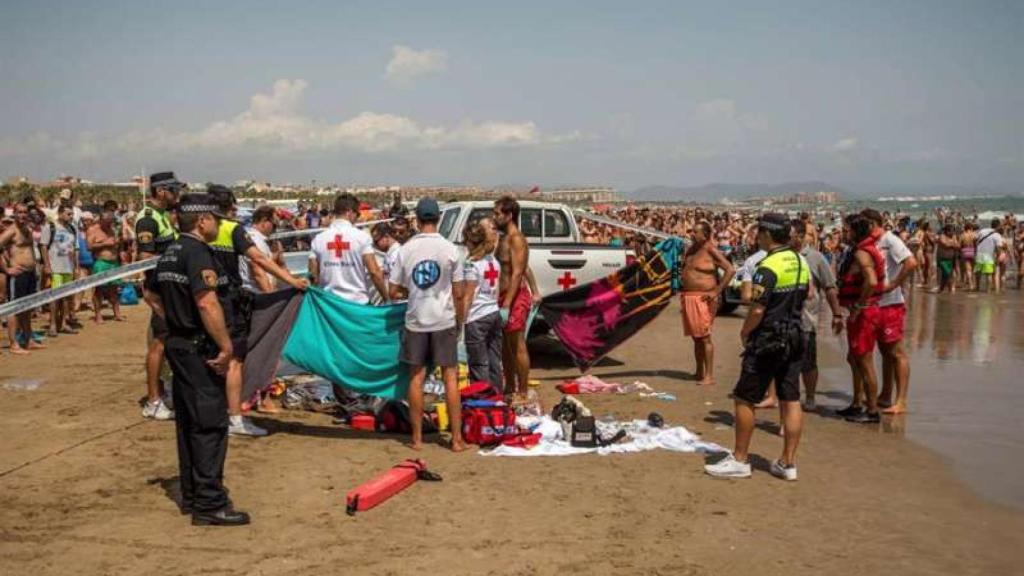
left=630, top=181, right=845, bottom=202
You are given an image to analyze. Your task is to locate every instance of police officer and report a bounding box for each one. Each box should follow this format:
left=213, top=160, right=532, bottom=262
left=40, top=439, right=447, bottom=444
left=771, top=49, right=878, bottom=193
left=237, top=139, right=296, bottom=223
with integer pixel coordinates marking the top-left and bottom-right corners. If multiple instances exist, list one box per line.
left=205, top=185, right=308, bottom=437
left=705, top=212, right=810, bottom=482
left=138, top=171, right=183, bottom=421
left=148, top=194, right=250, bottom=526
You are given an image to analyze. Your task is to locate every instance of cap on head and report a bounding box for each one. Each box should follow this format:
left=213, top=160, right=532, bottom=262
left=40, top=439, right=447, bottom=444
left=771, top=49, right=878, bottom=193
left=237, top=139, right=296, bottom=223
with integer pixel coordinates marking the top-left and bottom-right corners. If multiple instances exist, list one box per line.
left=149, top=171, right=185, bottom=194
left=757, top=212, right=790, bottom=231
left=415, top=197, right=440, bottom=221
left=206, top=184, right=237, bottom=212
left=176, top=194, right=228, bottom=218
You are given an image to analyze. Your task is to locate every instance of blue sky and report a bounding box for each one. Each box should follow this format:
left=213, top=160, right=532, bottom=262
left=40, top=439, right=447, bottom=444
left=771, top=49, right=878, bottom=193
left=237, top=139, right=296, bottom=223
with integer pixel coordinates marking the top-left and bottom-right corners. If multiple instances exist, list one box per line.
left=1, top=0, right=1020, bottom=192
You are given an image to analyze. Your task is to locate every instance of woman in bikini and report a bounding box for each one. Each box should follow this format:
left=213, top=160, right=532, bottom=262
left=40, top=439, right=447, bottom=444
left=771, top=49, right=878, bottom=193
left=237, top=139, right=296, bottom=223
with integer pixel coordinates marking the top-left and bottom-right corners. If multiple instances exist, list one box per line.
left=911, top=220, right=934, bottom=289
left=995, top=224, right=1009, bottom=293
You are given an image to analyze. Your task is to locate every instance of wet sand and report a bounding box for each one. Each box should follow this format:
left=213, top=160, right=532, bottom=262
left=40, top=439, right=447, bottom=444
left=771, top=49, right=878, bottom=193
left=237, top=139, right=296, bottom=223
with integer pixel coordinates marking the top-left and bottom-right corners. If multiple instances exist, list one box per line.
left=820, top=289, right=1024, bottom=509
left=1, top=302, right=1022, bottom=575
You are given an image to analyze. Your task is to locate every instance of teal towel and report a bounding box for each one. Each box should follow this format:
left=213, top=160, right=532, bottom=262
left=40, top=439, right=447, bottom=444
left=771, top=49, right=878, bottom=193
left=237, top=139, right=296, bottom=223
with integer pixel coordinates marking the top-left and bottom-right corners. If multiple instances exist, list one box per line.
left=282, top=286, right=410, bottom=400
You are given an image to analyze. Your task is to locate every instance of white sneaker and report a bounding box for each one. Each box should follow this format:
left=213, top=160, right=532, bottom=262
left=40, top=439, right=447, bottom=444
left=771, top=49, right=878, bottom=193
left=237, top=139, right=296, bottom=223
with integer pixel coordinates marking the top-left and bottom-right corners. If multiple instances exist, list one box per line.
left=770, top=459, right=798, bottom=481
left=142, top=399, right=174, bottom=421
left=229, top=416, right=267, bottom=437
left=161, top=388, right=174, bottom=411
left=704, top=454, right=752, bottom=478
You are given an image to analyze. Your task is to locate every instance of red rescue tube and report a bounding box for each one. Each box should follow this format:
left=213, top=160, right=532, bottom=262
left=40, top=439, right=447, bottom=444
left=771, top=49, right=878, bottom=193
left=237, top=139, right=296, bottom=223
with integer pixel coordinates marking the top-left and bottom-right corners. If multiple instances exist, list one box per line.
left=345, top=459, right=441, bottom=515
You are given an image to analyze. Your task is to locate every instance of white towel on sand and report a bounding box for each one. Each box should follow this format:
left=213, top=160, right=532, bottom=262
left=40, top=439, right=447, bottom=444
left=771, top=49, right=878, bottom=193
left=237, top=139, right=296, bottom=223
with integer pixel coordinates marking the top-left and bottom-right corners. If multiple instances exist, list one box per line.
left=480, top=416, right=725, bottom=457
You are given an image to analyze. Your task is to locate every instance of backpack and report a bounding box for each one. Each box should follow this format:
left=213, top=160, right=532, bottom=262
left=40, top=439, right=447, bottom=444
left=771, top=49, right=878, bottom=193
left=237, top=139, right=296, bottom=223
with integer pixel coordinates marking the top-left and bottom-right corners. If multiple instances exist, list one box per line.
left=77, top=233, right=94, bottom=266
left=462, top=404, right=518, bottom=446
left=459, top=381, right=519, bottom=446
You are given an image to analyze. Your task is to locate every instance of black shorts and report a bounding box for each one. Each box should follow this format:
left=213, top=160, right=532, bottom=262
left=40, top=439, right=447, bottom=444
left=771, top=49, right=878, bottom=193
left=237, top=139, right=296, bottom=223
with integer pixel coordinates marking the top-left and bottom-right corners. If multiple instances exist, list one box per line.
left=150, top=312, right=169, bottom=340
left=229, top=316, right=248, bottom=360
left=400, top=326, right=458, bottom=368
left=7, top=270, right=38, bottom=301
left=733, top=348, right=803, bottom=404
left=227, top=291, right=250, bottom=360
left=800, top=331, right=817, bottom=373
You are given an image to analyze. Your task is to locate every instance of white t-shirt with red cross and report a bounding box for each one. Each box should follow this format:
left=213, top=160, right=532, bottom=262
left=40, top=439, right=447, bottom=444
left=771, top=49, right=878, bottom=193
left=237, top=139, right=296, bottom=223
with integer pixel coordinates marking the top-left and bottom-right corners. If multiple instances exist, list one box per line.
left=311, top=218, right=376, bottom=304
left=463, top=254, right=501, bottom=324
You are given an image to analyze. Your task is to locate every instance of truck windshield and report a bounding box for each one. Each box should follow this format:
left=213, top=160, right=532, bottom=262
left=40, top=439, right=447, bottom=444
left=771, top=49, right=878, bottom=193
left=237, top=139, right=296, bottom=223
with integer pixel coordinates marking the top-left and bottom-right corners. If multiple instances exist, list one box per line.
left=439, top=207, right=461, bottom=239
left=520, top=208, right=543, bottom=237
left=544, top=209, right=572, bottom=238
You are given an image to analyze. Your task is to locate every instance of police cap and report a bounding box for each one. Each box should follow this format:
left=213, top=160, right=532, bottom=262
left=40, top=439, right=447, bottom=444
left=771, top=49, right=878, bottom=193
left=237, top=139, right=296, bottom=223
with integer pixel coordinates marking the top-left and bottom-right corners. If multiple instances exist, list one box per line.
left=177, top=194, right=229, bottom=219
left=757, top=212, right=791, bottom=232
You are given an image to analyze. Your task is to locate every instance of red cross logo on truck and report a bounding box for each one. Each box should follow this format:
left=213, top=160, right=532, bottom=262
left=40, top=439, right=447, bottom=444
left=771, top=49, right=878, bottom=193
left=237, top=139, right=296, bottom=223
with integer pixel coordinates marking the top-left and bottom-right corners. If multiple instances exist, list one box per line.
left=484, top=262, right=499, bottom=288
left=327, top=235, right=350, bottom=258
left=557, top=271, right=577, bottom=290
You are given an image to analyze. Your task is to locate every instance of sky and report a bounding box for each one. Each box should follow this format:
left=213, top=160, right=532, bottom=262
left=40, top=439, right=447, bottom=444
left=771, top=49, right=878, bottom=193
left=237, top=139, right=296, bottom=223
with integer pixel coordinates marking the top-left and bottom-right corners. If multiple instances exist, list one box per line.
left=0, top=0, right=1021, bottom=192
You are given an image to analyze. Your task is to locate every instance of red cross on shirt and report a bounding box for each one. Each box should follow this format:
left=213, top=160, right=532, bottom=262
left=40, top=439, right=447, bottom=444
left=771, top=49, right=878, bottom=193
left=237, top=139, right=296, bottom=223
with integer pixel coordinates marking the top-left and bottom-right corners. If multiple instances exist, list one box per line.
left=557, top=271, right=577, bottom=290
left=327, top=235, right=350, bottom=258
left=483, top=261, right=499, bottom=288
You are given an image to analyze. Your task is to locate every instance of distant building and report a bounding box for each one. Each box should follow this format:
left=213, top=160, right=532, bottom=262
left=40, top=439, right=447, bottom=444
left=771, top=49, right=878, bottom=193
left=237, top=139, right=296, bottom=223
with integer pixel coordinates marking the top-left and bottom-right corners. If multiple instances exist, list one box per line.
left=543, top=187, right=622, bottom=204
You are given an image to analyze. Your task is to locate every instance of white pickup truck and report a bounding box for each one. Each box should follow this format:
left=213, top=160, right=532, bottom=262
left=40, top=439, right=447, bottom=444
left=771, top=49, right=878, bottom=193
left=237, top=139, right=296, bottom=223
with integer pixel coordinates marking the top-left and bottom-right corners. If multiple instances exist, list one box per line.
left=281, top=200, right=633, bottom=304
left=434, top=200, right=634, bottom=298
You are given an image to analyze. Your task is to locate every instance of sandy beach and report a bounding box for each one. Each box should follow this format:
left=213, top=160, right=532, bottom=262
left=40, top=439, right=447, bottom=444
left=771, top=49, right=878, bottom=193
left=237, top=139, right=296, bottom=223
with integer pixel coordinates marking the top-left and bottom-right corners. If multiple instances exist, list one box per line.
left=1, top=301, right=1022, bottom=576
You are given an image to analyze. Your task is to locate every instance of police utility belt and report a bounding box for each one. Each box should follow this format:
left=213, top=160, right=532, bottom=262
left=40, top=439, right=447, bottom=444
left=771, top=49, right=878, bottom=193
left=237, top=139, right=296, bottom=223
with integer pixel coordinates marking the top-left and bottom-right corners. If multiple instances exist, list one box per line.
left=168, top=332, right=220, bottom=356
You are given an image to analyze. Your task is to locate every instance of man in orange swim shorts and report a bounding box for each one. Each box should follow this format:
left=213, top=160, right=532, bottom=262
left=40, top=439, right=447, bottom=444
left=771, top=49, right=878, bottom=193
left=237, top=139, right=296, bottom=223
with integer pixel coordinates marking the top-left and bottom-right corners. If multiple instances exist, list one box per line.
left=680, top=221, right=735, bottom=385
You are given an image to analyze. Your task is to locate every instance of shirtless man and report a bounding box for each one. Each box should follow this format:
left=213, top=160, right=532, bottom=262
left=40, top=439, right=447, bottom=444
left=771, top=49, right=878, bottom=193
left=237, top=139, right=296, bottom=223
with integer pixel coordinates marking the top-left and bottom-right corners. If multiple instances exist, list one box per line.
left=0, top=203, right=45, bottom=354
left=86, top=201, right=125, bottom=323
left=801, top=213, right=819, bottom=249
left=493, top=195, right=532, bottom=398
left=680, top=221, right=734, bottom=385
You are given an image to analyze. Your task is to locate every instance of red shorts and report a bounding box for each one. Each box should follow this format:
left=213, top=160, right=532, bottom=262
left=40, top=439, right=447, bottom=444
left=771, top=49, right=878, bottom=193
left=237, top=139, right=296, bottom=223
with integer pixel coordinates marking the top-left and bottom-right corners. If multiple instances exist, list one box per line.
left=847, top=305, right=883, bottom=356
left=878, top=304, right=905, bottom=344
left=501, top=282, right=532, bottom=333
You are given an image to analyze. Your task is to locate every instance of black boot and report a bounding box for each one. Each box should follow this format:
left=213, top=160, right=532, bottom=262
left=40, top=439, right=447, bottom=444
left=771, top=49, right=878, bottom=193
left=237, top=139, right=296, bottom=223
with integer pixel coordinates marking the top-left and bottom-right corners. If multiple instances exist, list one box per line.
left=192, top=506, right=251, bottom=526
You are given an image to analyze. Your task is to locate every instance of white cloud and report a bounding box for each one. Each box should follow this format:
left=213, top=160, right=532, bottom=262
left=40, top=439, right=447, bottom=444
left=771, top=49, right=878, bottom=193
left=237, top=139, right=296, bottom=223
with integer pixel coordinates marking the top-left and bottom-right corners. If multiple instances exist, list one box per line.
left=832, top=137, right=859, bottom=152
left=0, top=79, right=573, bottom=161
left=384, top=45, right=447, bottom=86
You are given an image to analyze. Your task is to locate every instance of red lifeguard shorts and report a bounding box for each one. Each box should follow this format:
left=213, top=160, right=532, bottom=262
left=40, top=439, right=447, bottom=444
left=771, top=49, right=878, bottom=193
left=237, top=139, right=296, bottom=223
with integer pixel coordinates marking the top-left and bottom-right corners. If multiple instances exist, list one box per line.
left=501, top=282, right=533, bottom=333
left=847, top=305, right=883, bottom=356
left=878, top=304, right=906, bottom=344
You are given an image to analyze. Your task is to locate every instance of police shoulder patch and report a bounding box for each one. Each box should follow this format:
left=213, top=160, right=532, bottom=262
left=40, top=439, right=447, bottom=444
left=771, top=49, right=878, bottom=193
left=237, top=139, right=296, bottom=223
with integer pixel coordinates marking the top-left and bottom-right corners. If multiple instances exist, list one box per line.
left=201, top=269, right=218, bottom=288
left=751, top=284, right=766, bottom=299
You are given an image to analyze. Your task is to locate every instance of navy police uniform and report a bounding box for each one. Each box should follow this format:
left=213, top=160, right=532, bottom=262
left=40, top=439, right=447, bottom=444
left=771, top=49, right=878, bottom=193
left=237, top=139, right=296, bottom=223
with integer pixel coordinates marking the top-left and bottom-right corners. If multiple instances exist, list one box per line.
left=147, top=202, right=233, bottom=516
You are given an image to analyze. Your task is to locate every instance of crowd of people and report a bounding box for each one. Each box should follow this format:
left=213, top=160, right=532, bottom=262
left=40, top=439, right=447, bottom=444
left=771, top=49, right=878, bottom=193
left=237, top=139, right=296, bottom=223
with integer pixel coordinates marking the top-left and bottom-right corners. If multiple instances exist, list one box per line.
left=150, top=177, right=542, bottom=524
left=583, top=203, right=1021, bottom=480
left=0, top=174, right=549, bottom=524
left=0, top=188, right=147, bottom=355
left=5, top=178, right=1024, bottom=512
